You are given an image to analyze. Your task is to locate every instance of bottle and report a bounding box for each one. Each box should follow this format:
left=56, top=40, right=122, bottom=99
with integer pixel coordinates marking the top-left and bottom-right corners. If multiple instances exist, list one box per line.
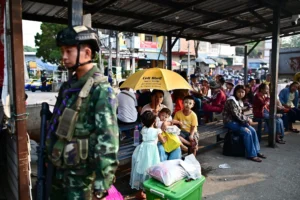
left=133, top=125, right=140, bottom=146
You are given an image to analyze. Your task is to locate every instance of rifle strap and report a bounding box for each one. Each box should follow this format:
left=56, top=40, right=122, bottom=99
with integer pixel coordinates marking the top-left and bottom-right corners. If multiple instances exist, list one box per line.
left=75, top=73, right=108, bottom=111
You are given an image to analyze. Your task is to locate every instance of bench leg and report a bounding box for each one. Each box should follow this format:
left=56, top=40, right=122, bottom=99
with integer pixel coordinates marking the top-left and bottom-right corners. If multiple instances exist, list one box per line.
left=256, top=121, right=262, bottom=142
left=216, top=134, right=224, bottom=142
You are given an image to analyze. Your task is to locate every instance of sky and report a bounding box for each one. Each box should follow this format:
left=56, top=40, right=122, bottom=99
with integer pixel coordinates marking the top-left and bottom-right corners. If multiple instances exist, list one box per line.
left=22, top=20, right=41, bottom=47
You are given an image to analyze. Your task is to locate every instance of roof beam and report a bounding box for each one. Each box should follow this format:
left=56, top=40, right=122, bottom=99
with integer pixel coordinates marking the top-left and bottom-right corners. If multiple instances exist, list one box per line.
left=223, top=22, right=300, bottom=43
left=167, top=4, right=263, bottom=34
left=198, top=22, right=263, bottom=39
left=29, top=0, right=65, bottom=6
left=199, top=13, right=295, bottom=41
left=145, top=0, right=268, bottom=32
left=132, top=0, right=207, bottom=28
left=171, top=29, right=184, bottom=49
left=100, top=9, right=256, bottom=40
left=247, top=41, right=260, bottom=56
left=26, top=0, right=117, bottom=14
left=231, top=30, right=300, bottom=46
left=22, top=13, right=236, bottom=45
left=258, top=0, right=292, bottom=16
left=89, top=0, right=118, bottom=14
left=249, top=10, right=273, bottom=29
left=27, top=0, right=260, bottom=41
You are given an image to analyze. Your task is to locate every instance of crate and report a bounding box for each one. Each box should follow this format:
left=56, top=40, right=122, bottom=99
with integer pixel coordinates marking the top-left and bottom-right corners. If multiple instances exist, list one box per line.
left=143, top=176, right=205, bottom=200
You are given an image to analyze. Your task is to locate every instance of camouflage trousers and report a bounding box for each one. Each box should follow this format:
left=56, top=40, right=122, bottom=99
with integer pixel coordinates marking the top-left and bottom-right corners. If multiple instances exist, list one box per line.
left=50, top=172, right=95, bottom=200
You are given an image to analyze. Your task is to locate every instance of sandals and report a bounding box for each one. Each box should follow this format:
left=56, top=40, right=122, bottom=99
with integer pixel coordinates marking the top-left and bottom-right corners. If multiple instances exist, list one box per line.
left=190, top=140, right=198, bottom=150
left=289, top=128, right=300, bottom=133
left=276, top=139, right=286, bottom=144
left=135, top=191, right=146, bottom=199
left=249, top=157, right=262, bottom=162
left=257, top=153, right=267, bottom=159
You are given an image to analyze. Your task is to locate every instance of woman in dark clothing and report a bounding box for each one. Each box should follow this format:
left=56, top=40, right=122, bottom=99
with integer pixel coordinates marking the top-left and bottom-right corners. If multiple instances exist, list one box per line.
left=243, top=84, right=254, bottom=107
left=253, top=83, right=285, bottom=144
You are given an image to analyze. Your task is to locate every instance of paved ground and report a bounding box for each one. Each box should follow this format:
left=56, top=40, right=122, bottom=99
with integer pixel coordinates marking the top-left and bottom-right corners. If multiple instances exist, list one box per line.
left=200, top=131, right=300, bottom=200
left=26, top=91, right=300, bottom=200
left=115, top=126, right=300, bottom=200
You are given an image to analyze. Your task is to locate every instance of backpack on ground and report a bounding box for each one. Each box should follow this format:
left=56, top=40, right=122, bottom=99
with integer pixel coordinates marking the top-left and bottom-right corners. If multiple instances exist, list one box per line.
left=223, top=130, right=245, bottom=157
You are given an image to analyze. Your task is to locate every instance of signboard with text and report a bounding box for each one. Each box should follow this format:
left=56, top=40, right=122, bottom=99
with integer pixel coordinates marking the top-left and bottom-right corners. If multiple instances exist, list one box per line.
left=140, top=41, right=158, bottom=49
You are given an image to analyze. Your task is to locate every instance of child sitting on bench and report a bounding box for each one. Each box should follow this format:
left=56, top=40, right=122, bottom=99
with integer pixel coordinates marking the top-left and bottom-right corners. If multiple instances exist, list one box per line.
left=156, top=108, right=188, bottom=152
left=174, top=95, right=199, bottom=156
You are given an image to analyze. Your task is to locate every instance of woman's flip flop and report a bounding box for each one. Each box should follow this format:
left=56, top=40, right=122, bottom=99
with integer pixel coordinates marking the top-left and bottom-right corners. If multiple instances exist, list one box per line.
left=249, top=157, right=262, bottom=162
left=289, top=128, right=300, bottom=133
left=257, top=153, right=267, bottom=159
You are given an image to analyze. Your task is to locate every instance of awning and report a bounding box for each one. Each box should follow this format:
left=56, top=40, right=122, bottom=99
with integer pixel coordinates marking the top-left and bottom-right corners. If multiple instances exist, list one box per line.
left=209, top=57, right=228, bottom=65
left=36, top=59, right=58, bottom=71
left=180, top=60, right=196, bottom=66
left=195, top=57, right=216, bottom=65
left=209, top=64, right=216, bottom=68
left=139, top=53, right=166, bottom=60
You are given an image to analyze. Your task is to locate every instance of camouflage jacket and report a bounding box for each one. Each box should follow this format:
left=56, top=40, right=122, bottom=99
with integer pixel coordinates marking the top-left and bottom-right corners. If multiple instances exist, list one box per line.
left=46, top=66, right=119, bottom=194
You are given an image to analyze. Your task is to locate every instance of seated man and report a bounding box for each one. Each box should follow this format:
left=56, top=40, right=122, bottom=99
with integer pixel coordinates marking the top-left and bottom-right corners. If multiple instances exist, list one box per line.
left=117, top=81, right=138, bottom=139
left=279, top=81, right=300, bottom=133
left=174, top=95, right=199, bottom=156
left=137, top=89, right=151, bottom=114
left=162, top=91, right=174, bottom=114
left=190, top=74, right=202, bottom=114
left=202, top=81, right=227, bottom=122
left=225, top=79, right=234, bottom=98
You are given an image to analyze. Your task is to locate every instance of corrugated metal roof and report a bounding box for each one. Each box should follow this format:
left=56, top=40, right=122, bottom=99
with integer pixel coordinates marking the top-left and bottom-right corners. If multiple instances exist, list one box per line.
left=22, top=0, right=300, bottom=46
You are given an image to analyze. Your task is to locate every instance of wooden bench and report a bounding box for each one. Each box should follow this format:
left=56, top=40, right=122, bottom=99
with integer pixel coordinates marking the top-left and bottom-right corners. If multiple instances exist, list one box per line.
left=245, top=110, right=267, bottom=142
left=196, top=120, right=228, bottom=152
left=117, top=122, right=142, bottom=165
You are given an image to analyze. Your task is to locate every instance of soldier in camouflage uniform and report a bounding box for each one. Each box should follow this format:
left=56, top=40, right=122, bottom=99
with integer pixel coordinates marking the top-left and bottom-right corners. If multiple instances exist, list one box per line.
left=46, top=26, right=119, bottom=200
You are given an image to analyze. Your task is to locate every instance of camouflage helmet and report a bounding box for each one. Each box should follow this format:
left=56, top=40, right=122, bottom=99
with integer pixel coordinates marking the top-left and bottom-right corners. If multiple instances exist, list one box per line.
left=56, top=25, right=100, bottom=53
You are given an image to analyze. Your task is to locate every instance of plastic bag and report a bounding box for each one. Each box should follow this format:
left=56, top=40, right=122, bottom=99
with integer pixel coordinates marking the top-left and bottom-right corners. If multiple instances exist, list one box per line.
left=147, top=159, right=188, bottom=186
left=180, top=154, right=201, bottom=180
left=161, top=132, right=181, bottom=153
left=165, top=125, right=181, bottom=135
left=106, top=185, right=123, bottom=200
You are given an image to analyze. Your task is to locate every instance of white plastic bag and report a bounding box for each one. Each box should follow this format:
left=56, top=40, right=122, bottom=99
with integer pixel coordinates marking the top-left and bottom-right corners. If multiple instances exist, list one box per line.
left=165, top=125, right=181, bottom=135
left=147, top=159, right=188, bottom=186
left=180, top=154, right=201, bottom=180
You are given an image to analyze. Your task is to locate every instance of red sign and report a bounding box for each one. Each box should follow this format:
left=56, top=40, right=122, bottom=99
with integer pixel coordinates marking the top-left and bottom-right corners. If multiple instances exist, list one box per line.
left=289, top=57, right=300, bottom=71
left=140, top=41, right=158, bottom=49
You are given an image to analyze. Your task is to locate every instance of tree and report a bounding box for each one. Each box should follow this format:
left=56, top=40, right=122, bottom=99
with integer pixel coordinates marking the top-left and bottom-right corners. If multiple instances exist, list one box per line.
left=235, top=42, right=264, bottom=58
left=35, top=23, right=67, bottom=65
left=281, top=35, right=300, bottom=48
left=24, top=45, right=37, bottom=52
left=235, top=46, right=244, bottom=56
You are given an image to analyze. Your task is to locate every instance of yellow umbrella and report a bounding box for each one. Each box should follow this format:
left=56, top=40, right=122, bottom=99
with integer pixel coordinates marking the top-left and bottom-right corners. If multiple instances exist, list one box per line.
left=120, top=68, right=192, bottom=90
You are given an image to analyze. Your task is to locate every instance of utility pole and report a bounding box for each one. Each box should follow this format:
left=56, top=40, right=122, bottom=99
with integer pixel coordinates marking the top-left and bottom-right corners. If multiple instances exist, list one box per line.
left=131, top=35, right=135, bottom=74
left=116, top=31, right=120, bottom=67
left=108, top=30, right=112, bottom=71
left=97, top=29, right=104, bottom=74
left=187, top=40, right=190, bottom=77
